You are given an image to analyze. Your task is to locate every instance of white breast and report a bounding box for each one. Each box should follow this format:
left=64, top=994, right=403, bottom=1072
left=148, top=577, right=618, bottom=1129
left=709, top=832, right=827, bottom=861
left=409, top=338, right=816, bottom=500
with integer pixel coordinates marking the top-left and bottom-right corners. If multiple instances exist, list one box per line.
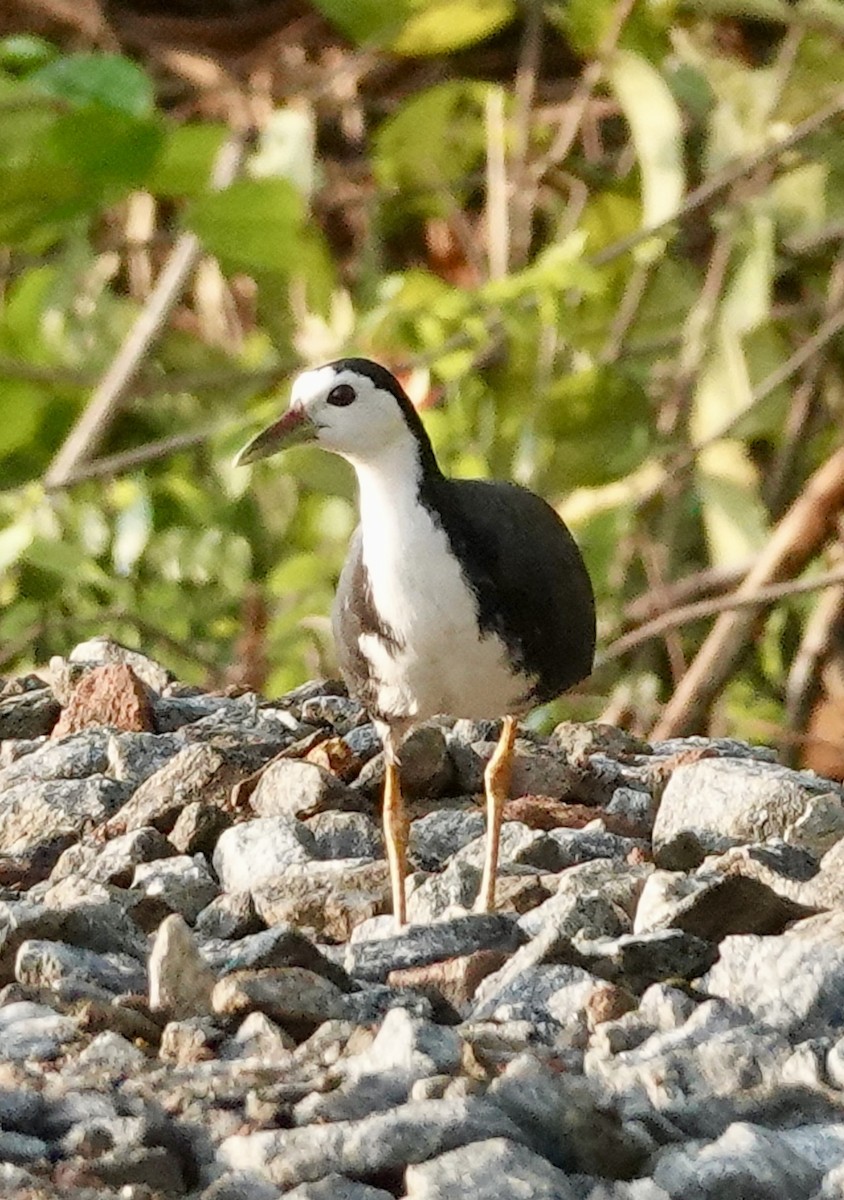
left=352, top=443, right=533, bottom=725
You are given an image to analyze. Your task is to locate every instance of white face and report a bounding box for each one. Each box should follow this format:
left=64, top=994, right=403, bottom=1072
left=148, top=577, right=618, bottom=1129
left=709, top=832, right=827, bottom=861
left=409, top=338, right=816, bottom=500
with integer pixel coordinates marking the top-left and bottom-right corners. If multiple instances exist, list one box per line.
left=291, top=366, right=410, bottom=463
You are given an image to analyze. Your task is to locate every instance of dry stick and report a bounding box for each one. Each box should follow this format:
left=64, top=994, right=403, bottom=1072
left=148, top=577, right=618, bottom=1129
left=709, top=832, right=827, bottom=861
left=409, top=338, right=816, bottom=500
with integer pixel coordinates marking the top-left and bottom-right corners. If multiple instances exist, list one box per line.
left=530, top=0, right=638, bottom=183
left=783, top=571, right=844, bottom=766
left=592, top=93, right=844, bottom=269
left=624, top=558, right=752, bottom=623
left=508, top=0, right=543, bottom=270
left=602, top=563, right=844, bottom=664
left=43, top=133, right=246, bottom=492
left=650, top=445, right=844, bottom=739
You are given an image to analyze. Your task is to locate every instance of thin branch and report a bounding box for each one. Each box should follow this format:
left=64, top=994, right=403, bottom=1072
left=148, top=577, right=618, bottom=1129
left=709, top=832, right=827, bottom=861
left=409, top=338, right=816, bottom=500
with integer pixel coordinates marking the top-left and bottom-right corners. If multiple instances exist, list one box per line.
left=601, top=564, right=844, bottom=665
left=651, top=444, right=844, bottom=739
left=43, top=132, right=246, bottom=491
left=592, top=93, right=844, bottom=268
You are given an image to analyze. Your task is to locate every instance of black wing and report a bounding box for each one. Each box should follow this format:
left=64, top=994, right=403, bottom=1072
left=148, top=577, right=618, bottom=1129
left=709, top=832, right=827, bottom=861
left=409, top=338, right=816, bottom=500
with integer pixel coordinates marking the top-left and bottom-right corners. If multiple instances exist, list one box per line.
left=422, top=477, right=595, bottom=703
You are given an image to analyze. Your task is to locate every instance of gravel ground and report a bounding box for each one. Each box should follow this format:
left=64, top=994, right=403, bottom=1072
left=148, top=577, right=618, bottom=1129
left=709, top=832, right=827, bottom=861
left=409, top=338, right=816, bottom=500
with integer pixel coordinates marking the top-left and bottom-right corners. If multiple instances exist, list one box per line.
left=1, top=638, right=844, bottom=1199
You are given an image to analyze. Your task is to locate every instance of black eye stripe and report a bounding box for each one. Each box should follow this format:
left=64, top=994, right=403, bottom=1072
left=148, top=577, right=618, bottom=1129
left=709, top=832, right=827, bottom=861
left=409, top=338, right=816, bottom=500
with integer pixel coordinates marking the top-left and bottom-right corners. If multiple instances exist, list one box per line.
left=327, top=383, right=356, bottom=407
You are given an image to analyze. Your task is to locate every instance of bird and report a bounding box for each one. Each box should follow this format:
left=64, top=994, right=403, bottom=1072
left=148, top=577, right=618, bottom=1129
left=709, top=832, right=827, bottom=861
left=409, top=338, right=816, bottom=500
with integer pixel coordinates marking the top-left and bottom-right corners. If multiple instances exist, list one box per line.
left=235, top=358, right=596, bottom=928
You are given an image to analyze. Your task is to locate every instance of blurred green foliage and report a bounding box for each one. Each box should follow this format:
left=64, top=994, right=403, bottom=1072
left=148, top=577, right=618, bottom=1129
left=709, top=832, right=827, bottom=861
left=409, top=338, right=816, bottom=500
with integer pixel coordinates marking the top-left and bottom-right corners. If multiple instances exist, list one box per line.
left=1, top=0, right=843, bottom=747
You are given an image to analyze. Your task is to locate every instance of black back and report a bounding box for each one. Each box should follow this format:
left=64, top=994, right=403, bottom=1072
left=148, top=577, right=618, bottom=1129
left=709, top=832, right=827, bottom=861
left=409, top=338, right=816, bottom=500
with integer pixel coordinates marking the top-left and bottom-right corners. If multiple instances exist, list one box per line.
left=422, top=475, right=595, bottom=702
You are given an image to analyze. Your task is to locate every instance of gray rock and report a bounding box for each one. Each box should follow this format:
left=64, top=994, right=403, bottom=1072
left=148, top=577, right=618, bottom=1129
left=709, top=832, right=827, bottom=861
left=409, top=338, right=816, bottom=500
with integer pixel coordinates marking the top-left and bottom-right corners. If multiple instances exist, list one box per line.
left=294, top=1008, right=462, bottom=1124
left=546, top=827, right=645, bottom=869
left=486, top=1053, right=649, bottom=1178
left=60, top=826, right=175, bottom=886
left=68, top=636, right=172, bottom=692
left=634, top=869, right=817, bottom=940
left=455, top=821, right=559, bottom=872
left=448, top=734, right=580, bottom=800
left=252, top=860, right=391, bottom=942
left=0, top=1129, right=49, bottom=1164
left=407, top=859, right=480, bottom=923
left=0, top=776, right=129, bottom=854
left=354, top=725, right=454, bottom=800
left=251, top=759, right=361, bottom=820
left=701, top=912, right=844, bottom=1037
left=77, top=1029, right=147, bottom=1070
left=0, top=895, right=146, bottom=980
left=284, top=1176, right=393, bottom=1200
left=344, top=914, right=525, bottom=983
left=107, top=730, right=184, bottom=786
left=0, top=686, right=60, bottom=740
left=201, top=1170, right=283, bottom=1200
left=404, top=1137, right=579, bottom=1199
left=212, top=966, right=346, bottom=1028
left=202, top=923, right=352, bottom=991
left=169, top=800, right=233, bottom=855
left=573, top=930, right=717, bottom=991
left=87, top=1144, right=188, bottom=1194
left=653, top=757, right=844, bottom=864
left=300, top=694, right=364, bottom=729
left=15, top=938, right=146, bottom=996
left=132, top=854, right=219, bottom=923
left=343, top=723, right=383, bottom=763
left=0, top=728, right=110, bottom=784
left=475, top=892, right=625, bottom=1012
left=194, top=891, right=262, bottom=941
left=0, top=1000, right=78, bottom=1061
left=652, top=1121, right=825, bottom=1199
left=225, top=1010, right=295, bottom=1063
left=149, top=913, right=216, bottom=1018
left=471, top=961, right=600, bottom=1033
left=109, top=738, right=280, bottom=837
left=306, top=810, right=383, bottom=860
left=410, top=809, right=485, bottom=870
left=586, top=999, right=800, bottom=1112
left=218, top=1096, right=530, bottom=1189
left=213, top=817, right=318, bottom=893
left=520, top=864, right=644, bottom=940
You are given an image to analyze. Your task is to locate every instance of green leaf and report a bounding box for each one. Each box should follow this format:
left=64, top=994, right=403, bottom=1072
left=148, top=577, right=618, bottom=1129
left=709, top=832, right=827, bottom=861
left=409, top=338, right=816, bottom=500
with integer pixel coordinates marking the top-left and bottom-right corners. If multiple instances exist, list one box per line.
left=609, top=50, right=685, bottom=232
left=0, top=35, right=56, bottom=74
left=187, top=178, right=305, bottom=274
left=31, top=53, right=155, bottom=117
left=536, top=367, right=653, bottom=488
left=374, top=81, right=490, bottom=210
left=392, top=0, right=515, bottom=56
left=312, top=0, right=514, bottom=53
left=148, top=123, right=228, bottom=198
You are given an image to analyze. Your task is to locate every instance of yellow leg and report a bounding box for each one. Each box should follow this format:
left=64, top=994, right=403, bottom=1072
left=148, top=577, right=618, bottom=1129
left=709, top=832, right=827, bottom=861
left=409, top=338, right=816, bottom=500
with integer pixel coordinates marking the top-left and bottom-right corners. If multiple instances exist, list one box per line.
left=384, top=758, right=408, bottom=929
left=476, top=715, right=517, bottom=913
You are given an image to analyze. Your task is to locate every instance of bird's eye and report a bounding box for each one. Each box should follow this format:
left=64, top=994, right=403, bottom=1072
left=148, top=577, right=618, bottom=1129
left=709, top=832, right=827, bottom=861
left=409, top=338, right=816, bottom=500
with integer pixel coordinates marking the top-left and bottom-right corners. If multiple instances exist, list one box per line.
left=327, top=383, right=356, bottom=407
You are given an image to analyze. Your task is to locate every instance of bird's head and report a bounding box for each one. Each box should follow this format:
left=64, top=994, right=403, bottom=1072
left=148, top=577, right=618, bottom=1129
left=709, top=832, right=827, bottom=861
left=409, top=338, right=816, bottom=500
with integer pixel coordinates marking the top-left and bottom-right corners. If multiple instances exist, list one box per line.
left=235, top=358, right=433, bottom=470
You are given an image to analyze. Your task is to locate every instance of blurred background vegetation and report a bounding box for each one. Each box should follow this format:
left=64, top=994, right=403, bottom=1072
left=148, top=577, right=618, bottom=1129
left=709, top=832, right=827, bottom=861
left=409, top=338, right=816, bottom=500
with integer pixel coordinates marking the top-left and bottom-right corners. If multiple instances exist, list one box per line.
left=1, top=0, right=844, bottom=768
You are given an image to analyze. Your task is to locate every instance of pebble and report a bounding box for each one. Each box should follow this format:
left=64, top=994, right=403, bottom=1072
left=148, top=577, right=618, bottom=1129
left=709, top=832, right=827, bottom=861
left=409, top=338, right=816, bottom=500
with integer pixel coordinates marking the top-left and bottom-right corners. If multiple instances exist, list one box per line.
left=4, top=647, right=844, bottom=1200
left=212, top=817, right=318, bottom=892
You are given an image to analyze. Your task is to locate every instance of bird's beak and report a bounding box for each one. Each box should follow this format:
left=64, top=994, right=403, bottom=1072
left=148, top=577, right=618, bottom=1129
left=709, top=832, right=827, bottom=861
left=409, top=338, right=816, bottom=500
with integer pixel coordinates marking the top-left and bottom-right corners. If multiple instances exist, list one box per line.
left=234, top=405, right=317, bottom=466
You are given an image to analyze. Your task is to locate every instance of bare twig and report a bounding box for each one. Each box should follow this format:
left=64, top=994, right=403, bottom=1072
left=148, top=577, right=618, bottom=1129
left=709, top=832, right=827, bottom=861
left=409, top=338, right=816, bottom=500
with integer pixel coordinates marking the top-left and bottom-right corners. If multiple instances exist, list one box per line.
left=601, top=563, right=844, bottom=665
left=485, top=88, right=510, bottom=280
left=530, top=0, right=637, bottom=182
left=43, top=132, right=246, bottom=491
left=651, top=444, right=844, bottom=739
left=783, top=561, right=844, bottom=766
left=592, top=93, right=844, bottom=268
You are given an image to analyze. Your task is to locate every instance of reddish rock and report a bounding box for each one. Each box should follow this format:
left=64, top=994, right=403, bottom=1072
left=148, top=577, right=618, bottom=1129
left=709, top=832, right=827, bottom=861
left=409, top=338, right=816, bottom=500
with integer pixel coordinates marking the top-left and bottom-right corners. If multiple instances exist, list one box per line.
left=51, top=664, right=154, bottom=738
left=585, top=983, right=637, bottom=1029
left=502, top=796, right=643, bottom=839
left=388, top=948, right=508, bottom=1009
left=306, top=735, right=362, bottom=782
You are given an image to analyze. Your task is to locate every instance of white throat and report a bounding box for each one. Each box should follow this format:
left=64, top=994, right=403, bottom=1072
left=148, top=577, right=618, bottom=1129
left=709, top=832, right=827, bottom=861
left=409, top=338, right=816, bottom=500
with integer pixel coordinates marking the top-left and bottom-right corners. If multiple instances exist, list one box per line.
left=347, top=435, right=426, bottom=541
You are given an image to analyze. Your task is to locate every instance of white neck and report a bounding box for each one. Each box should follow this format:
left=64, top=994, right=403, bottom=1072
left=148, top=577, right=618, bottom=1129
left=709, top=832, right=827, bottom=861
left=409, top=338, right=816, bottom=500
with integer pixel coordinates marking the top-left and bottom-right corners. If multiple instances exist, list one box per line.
left=346, top=436, right=425, bottom=536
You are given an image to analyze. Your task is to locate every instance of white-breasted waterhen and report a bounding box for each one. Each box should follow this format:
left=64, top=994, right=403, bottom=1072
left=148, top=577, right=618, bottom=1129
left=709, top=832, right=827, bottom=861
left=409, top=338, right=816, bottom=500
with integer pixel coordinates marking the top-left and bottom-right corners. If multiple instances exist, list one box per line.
left=236, top=358, right=595, bottom=927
